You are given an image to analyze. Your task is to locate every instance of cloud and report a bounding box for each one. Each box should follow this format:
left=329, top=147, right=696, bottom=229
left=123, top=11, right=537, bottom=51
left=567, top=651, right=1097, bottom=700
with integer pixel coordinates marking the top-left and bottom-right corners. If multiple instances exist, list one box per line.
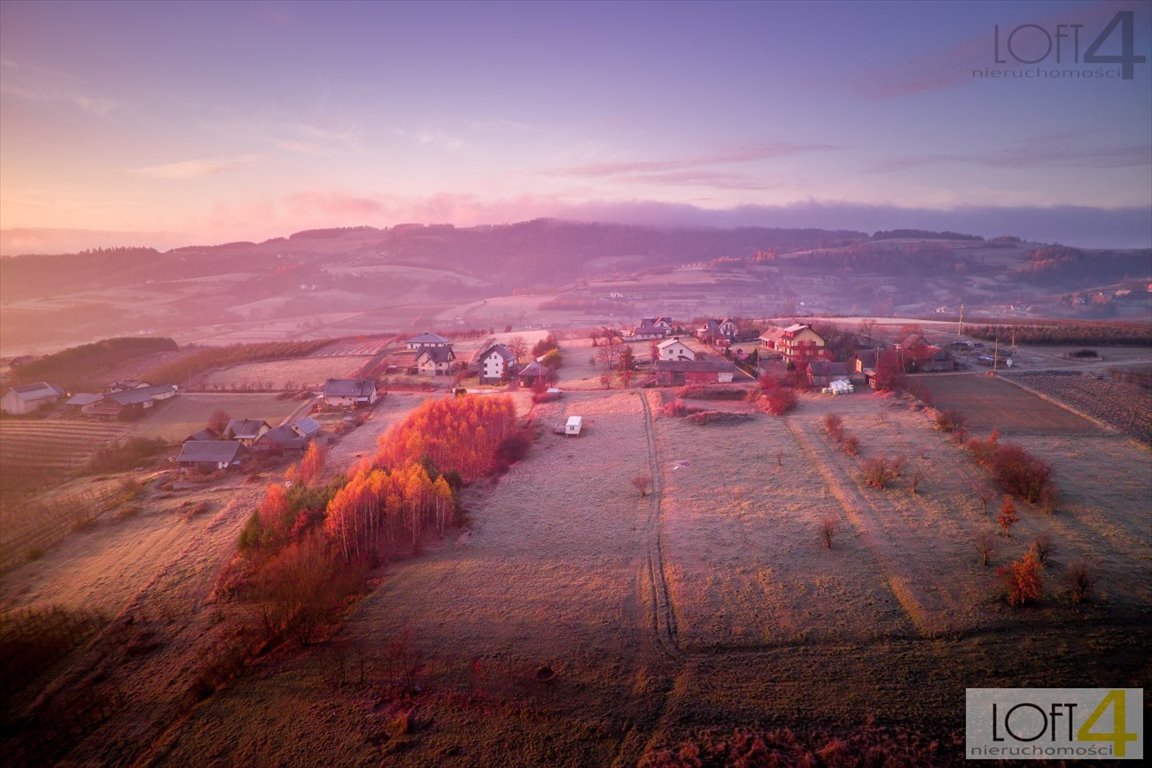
left=612, top=170, right=780, bottom=191
left=549, top=142, right=835, bottom=179
left=285, top=191, right=383, bottom=218
left=128, top=155, right=261, bottom=179
left=394, top=127, right=465, bottom=150
left=0, top=58, right=116, bottom=116
left=873, top=137, right=1152, bottom=172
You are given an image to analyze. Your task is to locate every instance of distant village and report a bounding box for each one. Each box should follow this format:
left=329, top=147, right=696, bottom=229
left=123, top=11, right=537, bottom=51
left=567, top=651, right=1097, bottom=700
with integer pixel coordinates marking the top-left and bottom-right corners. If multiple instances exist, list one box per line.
left=1, top=319, right=972, bottom=477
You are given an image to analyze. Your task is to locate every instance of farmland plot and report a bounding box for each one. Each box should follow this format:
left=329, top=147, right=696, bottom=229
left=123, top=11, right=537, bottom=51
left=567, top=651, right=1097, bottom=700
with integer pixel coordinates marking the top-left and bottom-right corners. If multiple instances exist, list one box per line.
left=152, top=391, right=662, bottom=768
left=910, top=373, right=1097, bottom=435
left=0, top=420, right=127, bottom=473
left=128, top=393, right=306, bottom=442
left=198, top=355, right=370, bottom=391
left=656, top=394, right=1005, bottom=647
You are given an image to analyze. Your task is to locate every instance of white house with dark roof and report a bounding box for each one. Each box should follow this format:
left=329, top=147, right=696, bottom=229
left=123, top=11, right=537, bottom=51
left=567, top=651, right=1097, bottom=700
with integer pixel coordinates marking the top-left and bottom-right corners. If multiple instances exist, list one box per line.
left=322, top=378, right=378, bottom=407
left=0, top=382, right=64, bottom=415
left=474, top=343, right=517, bottom=384
left=81, top=384, right=177, bottom=419
left=416, top=345, right=456, bottom=375
left=404, top=332, right=451, bottom=350
left=223, top=418, right=271, bottom=446
left=631, top=316, right=674, bottom=339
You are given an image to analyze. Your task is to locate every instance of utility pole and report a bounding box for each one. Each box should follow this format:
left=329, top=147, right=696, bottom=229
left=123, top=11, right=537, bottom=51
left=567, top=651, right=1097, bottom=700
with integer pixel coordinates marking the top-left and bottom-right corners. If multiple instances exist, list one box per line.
left=957, top=304, right=964, bottom=338
left=993, top=337, right=999, bottom=373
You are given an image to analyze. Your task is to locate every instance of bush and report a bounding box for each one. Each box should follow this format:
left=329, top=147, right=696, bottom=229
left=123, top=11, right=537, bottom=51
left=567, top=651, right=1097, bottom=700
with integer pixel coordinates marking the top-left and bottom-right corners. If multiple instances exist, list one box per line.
left=934, top=409, right=965, bottom=433
left=678, top=385, right=747, bottom=401
left=975, top=530, right=998, bottom=566
left=999, top=551, right=1043, bottom=607
left=662, top=398, right=689, bottom=417
left=862, top=455, right=904, bottom=488
left=762, top=387, right=798, bottom=416
left=997, top=495, right=1018, bottom=536
left=819, top=517, right=837, bottom=549
left=493, top=428, right=533, bottom=473
left=685, top=411, right=753, bottom=426
left=1066, top=561, right=1094, bottom=604
left=842, top=435, right=860, bottom=457
left=968, top=435, right=1055, bottom=504
left=823, top=413, right=844, bottom=442
left=1030, top=534, right=1054, bottom=565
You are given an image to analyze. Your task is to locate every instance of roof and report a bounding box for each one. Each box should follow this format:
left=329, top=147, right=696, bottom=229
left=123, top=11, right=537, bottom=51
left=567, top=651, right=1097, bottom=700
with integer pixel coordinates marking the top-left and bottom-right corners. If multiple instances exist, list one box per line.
left=292, top=416, right=321, bottom=437
left=108, top=384, right=177, bottom=406
left=406, top=332, right=450, bottom=345
left=258, top=425, right=304, bottom=447
left=417, top=346, right=456, bottom=364
left=224, top=418, right=269, bottom=439
left=177, top=440, right=242, bottom=464
left=807, top=361, right=851, bottom=377
left=654, top=359, right=736, bottom=373
left=323, top=378, right=375, bottom=398
left=66, top=392, right=104, bottom=406
left=183, top=427, right=221, bottom=442
left=5, top=382, right=63, bottom=400
left=475, top=343, right=515, bottom=365
left=519, top=360, right=546, bottom=376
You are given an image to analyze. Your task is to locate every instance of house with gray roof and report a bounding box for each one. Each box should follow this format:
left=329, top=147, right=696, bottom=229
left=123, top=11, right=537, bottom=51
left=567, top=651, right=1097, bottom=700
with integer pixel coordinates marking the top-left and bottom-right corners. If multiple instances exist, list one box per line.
left=416, top=345, right=456, bottom=375
left=322, top=378, right=378, bottom=407
left=405, top=332, right=451, bottom=350
left=0, top=382, right=64, bottom=415
left=176, top=440, right=244, bottom=471
left=223, top=418, right=271, bottom=446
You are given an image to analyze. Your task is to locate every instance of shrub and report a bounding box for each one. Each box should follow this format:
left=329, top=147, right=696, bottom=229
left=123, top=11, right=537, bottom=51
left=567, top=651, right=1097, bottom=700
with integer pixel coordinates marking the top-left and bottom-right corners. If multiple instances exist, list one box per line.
left=934, top=409, right=965, bottom=433
left=990, top=444, right=1052, bottom=503
left=762, top=387, right=798, bottom=416
left=1030, top=534, right=1054, bottom=565
left=1066, top=561, right=1094, bottom=604
left=662, top=398, right=689, bottom=417
left=492, top=428, right=533, bottom=473
left=678, top=385, right=747, bottom=401
left=632, top=474, right=651, bottom=497
left=819, top=517, right=837, bottom=549
left=997, top=495, right=1018, bottom=536
left=999, top=551, right=1043, bottom=607
left=823, top=413, right=844, bottom=442
left=685, top=411, right=753, bottom=426
left=842, top=435, right=860, bottom=456
left=531, top=391, right=562, bottom=404
left=862, top=455, right=903, bottom=488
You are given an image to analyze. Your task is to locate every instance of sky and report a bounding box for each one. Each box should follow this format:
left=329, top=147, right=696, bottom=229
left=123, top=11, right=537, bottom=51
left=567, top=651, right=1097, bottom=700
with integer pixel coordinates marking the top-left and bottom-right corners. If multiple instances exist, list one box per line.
left=1, top=0, right=1150, bottom=252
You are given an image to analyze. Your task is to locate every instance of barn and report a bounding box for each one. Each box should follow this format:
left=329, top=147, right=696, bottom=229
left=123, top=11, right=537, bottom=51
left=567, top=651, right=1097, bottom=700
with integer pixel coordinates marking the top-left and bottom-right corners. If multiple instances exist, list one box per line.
left=1, top=382, right=64, bottom=415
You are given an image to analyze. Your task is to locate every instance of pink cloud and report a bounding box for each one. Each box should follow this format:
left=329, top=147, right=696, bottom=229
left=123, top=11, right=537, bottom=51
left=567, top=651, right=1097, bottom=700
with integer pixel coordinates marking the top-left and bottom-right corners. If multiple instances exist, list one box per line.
left=549, top=141, right=835, bottom=178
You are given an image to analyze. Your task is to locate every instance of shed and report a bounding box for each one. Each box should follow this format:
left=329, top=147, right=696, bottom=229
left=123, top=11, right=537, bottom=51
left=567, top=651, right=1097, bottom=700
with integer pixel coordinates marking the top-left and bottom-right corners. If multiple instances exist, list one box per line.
left=565, top=415, right=583, bottom=436
left=176, top=440, right=244, bottom=470
left=1, top=382, right=64, bottom=415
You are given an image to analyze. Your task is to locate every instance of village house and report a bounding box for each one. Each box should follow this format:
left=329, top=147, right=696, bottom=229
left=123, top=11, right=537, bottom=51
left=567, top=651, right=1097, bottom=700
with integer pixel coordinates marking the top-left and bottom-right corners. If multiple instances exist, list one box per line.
left=322, top=378, right=378, bottom=408
left=253, top=416, right=321, bottom=455
left=183, top=427, right=221, bottom=443
left=758, top=324, right=827, bottom=366
left=807, top=361, right=853, bottom=388
left=415, top=345, right=456, bottom=375
left=474, top=343, right=517, bottom=384
left=176, top=440, right=245, bottom=472
left=404, top=332, right=452, bottom=351
left=291, top=416, right=321, bottom=440
left=896, top=334, right=955, bottom=373
left=1, top=382, right=65, bottom=415
left=223, top=418, right=271, bottom=447
left=696, top=318, right=739, bottom=345
left=653, top=359, right=737, bottom=386
left=517, top=359, right=551, bottom=388
left=657, top=336, right=709, bottom=362
left=81, top=384, right=178, bottom=419
left=631, top=316, right=674, bottom=340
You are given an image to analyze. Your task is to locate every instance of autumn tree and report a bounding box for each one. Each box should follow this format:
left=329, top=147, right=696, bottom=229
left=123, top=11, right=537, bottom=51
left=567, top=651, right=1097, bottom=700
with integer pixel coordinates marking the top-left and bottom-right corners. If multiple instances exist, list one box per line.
left=997, top=495, right=1018, bottom=536
left=288, top=441, right=328, bottom=487
left=999, top=550, right=1043, bottom=607
left=632, top=474, right=651, bottom=497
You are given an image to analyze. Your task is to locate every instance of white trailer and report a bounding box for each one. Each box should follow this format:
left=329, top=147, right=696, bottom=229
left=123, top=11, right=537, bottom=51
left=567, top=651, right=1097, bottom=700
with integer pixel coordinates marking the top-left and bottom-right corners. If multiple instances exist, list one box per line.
left=565, top=415, right=583, bottom=436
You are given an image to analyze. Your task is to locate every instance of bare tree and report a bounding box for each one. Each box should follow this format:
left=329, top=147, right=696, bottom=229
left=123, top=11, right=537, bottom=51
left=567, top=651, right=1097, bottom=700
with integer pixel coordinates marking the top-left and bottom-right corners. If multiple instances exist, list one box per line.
left=858, top=318, right=878, bottom=348
left=507, top=336, right=528, bottom=363
left=976, top=530, right=998, bottom=566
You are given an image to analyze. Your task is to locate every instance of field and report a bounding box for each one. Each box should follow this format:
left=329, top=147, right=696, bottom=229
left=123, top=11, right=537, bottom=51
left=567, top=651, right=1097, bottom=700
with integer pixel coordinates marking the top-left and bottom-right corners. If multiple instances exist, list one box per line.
left=1007, top=371, right=1152, bottom=443
left=197, top=356, right=371, bottom=391
left=0, top=419, right=128, bottom=473
left=127, top=393, right=307, bottom=442
left=907, top=373, right=1099, bottom=435
left=2, top=380, right=1149, bottom=766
